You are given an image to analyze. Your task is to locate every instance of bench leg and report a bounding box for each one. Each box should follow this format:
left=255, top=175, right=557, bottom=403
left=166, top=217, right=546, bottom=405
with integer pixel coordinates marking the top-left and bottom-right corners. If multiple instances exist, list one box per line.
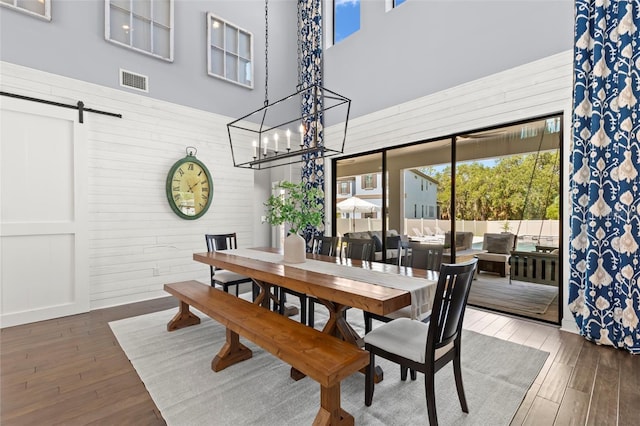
left=167, top=301, right=201, bottom=331
left=211, top=328, right=252, bottom=372
left=313, top=384, right=353, bottom=426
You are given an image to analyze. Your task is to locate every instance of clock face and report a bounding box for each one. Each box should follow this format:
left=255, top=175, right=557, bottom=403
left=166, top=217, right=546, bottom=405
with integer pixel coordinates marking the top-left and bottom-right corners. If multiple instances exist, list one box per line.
left=166, top=156, right=213, bottom=219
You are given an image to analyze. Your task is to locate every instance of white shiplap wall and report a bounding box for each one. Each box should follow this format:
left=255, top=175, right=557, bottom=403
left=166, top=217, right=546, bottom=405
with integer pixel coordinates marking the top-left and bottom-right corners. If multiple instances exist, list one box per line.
left=1, top=61, right=257, bottom=310
left=2, top=51, right=577, bottom=332
left=325, top=50, right=577, bottom=332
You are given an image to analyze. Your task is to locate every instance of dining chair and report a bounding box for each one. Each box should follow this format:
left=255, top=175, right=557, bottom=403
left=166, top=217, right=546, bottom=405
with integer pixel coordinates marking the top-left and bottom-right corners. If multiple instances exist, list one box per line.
left=311, top=235, right=339, bottom=257
left=409, top=242, right=444, bottom=270
left=343, top=237, right=374, bottom=261
left=205, top=233, right=253, bottom=297
left=312, top=237, right=372, bottom=328
left=308, top=235, right=340, bottom=328
left=363, top=242, right=444, bottom=334
left=364, top=258, right=478, bottom=426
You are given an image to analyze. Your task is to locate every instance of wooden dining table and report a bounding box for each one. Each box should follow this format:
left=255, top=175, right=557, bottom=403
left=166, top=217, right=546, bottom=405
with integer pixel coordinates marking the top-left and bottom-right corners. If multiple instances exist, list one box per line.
left=193, top=247, right=438, bottom=381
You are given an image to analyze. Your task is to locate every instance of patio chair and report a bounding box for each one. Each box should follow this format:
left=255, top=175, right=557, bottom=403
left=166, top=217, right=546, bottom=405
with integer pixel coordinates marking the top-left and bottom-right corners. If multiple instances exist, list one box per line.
left=364, top=259, right=478, bottom=426
left=475, top=232, right=516, bottom=277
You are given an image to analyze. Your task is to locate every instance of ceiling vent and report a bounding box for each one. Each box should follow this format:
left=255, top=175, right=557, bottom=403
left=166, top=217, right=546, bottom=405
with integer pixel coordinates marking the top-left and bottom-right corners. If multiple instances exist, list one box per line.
left=120, top=69, right=148, bottom=93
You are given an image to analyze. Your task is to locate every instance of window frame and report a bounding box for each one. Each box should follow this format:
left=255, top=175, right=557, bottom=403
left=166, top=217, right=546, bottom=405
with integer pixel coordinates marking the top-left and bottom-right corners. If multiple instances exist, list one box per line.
left=206, top=12, right=254, bottom=89
left=104, top=0, right=174, bottom=62
left=362, top=173, right=377, bottom=190
left=0, top=0, right=51, bottom=21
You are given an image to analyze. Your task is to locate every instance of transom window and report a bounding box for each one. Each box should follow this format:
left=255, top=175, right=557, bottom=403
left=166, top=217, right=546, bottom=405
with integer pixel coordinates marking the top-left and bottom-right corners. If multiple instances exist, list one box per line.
left=0, top=0, right=50, bottom=20
left=334, top=0, right=360, bottom=44
left=207, top=13, right=253, bottom=88
left=104, top=0, right=174, bottom=61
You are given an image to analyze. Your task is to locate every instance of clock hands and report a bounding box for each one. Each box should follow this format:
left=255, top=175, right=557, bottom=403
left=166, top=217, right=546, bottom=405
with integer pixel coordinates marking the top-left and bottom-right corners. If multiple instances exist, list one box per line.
left=187, top=180, right=199, bottom=193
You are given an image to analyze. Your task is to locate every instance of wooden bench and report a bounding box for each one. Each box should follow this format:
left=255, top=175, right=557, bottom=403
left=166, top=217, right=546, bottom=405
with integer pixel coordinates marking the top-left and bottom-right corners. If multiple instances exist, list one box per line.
left=164, top=280, right=369, bottom=426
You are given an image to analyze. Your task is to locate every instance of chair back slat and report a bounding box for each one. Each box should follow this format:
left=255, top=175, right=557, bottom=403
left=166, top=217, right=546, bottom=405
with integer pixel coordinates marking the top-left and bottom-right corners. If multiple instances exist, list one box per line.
left=427, top=259, right=477, bottom=354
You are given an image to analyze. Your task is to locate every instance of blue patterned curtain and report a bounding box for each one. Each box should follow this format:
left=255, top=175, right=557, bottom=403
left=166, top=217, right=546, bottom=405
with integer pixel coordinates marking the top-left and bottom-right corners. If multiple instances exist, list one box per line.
left=299, top=0, right=326, bottom=248
left=570, top=0, right=640, bottom=354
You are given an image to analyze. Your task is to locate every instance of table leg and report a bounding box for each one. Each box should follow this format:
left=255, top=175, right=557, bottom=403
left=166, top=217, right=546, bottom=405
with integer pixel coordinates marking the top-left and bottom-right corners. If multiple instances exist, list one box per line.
left=252, top=279, right=298, bottom=317
left=166, top=301, right=200, bottom=331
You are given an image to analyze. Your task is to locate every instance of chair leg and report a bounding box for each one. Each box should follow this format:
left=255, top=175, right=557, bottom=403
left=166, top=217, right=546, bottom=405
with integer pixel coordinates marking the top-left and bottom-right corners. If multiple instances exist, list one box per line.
left=300, top=295, right=307, bottom=326
left=400, top=365, right=408, bottom=381
left=453, top=350, right=469, bottom=413
left=410, top=369, right=417, bottom=381
left=363, top=311, right=372, bottom=334
left=365, top=350, right=375, bottom=406
left=425, top=369, right=438, bottom=426
left=252, top=282, right=259, bottom=302
left=308, top=299, right=315, bottom=328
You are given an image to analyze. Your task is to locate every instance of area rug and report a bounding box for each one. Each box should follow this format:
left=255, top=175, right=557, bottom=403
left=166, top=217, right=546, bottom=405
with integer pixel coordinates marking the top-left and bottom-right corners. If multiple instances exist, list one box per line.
left=110, top=303, right=548, bottom=425
left=468, top=277, right=558, bottom=314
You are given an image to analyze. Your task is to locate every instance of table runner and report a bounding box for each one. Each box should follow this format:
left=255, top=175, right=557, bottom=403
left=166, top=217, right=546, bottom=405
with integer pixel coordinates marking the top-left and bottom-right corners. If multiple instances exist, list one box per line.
left=226, top=248, right=437, bottom=320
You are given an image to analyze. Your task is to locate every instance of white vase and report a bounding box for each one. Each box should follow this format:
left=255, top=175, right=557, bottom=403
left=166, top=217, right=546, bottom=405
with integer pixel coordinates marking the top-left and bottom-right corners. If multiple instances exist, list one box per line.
left=283, top=233, right=306, bottom=264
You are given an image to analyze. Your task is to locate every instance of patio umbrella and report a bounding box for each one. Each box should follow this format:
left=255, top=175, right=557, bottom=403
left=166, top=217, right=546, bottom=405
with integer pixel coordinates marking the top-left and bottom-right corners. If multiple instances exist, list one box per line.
left=337, top=196, right=379, bottom=231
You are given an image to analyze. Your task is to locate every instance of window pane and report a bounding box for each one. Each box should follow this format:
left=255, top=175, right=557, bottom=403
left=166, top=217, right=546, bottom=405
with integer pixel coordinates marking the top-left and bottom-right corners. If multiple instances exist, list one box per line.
left=132, top=16, right=151, bottom=51
left=239, top=31, right=250, bottom=58
left=153, top=24, right=170, bottom=58
left=225, top=52, right=238, bottom=81
left=16, top=0, right=45, bottom=15
left=225, top=26, right=237, bottom=54
left=210, top=19, right=223, bottom=47
left=394, top=0, right=406, bottom=7
left=334, top=0, right=360, bottom=44
left=110, top=6, right=131, bottom=45
left=132, top=0, right=150, bottom=19
left=111, top=0, right=130, bottom=11
left=239, top=58, right=251, bottom=85
left=210, top=47, right=224, bottom=76
left=153, top=0, right=170, bottom=26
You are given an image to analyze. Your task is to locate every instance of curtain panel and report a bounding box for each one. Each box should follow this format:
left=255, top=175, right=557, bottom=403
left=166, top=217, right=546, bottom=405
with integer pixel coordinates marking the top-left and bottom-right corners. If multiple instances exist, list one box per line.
left=570, top=0, right=640, bottom=354
left=299, top=0, right=326, bottom=246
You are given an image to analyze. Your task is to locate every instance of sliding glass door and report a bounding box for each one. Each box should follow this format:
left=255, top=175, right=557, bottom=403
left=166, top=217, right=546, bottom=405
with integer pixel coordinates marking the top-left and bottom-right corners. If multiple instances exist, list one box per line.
left=332, top=114, right=563, bottom=324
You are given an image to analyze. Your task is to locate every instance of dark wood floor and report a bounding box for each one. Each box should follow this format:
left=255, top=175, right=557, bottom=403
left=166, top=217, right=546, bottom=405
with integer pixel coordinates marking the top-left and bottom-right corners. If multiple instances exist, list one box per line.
left=1, top=297, right=638, bottom=425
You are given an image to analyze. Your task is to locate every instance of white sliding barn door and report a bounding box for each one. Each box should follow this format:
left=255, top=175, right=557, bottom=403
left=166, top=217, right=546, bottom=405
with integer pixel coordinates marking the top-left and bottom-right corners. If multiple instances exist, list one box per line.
left=1, top=97, right=88, bottom=327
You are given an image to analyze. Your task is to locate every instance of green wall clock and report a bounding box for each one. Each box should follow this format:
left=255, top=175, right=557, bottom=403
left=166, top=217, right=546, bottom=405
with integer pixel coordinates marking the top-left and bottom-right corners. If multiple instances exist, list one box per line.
left=166, top=148, right=213, bottom=220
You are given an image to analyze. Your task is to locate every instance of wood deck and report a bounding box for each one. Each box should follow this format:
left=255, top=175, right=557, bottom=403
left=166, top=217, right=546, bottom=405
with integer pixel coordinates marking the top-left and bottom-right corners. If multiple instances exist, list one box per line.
left=1, top=296, right=637, bottom=425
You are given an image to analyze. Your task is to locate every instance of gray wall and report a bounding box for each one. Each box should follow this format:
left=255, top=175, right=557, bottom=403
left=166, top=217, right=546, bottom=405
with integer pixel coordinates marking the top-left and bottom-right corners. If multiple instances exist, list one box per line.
left=0, top=0, right=299, bottom=120
left=2, top=0, right=574, bottom=125
left=324, top=0, right=574, bottom=120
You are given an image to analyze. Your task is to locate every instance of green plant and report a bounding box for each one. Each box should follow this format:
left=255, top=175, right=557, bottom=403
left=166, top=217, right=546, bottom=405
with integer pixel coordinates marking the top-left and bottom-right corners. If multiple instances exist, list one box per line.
left=264, top=181, right=324, bottom=235
left=501, top=220, right=511, bottom=232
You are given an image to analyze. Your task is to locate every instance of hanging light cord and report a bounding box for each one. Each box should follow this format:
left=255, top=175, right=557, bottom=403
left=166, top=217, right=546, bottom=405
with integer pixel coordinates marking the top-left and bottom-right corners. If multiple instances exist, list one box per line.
left=264, top=0, right=269, bottom=106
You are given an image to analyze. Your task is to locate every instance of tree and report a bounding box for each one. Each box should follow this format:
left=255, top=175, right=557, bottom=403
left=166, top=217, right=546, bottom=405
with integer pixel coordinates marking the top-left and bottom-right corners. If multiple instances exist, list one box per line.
left=431, top=151, right=559, bottom=221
